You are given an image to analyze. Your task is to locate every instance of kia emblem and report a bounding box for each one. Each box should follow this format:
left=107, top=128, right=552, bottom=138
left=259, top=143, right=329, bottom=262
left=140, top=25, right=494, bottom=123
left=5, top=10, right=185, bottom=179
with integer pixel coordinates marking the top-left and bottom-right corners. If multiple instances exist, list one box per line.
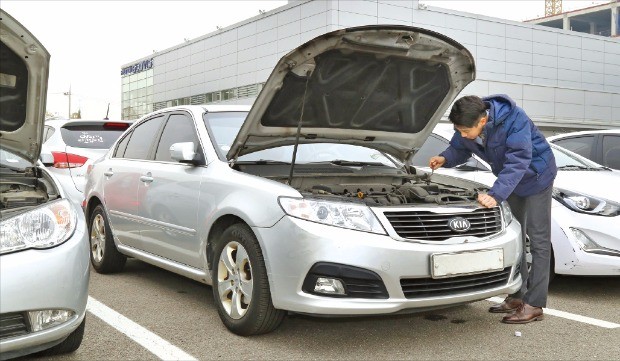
left=448, top=217, right=471, bottom=232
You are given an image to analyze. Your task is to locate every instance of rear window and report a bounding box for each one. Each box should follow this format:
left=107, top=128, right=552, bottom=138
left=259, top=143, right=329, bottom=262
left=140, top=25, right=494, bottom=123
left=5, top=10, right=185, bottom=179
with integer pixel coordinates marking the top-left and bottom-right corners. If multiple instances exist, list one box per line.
left=59, top=124, right=128, bottom=149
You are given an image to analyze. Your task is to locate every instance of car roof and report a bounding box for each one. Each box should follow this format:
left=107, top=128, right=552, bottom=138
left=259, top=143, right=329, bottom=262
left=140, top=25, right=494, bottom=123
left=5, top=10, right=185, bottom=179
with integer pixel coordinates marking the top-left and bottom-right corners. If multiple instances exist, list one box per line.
left=547, top=129, right=620, bottom=141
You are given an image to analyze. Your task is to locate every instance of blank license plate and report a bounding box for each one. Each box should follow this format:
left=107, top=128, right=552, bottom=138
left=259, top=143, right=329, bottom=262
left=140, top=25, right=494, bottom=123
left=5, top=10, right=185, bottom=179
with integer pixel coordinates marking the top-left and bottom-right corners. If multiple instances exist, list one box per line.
left=431, top=249, right=504, bottom=278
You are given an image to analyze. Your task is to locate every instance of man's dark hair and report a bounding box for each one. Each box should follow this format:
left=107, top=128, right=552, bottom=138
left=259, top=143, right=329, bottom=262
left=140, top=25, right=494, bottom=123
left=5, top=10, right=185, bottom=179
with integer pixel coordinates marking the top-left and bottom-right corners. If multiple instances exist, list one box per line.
left=448, top=95, right=487, bottom=127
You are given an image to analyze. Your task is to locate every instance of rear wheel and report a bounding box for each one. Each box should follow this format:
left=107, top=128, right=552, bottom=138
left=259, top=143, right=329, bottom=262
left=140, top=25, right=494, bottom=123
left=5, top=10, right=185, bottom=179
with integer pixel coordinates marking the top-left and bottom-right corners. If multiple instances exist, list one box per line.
left=212, top=223, right=285, bottom=335
left=89, top=204, right=126, bottom=273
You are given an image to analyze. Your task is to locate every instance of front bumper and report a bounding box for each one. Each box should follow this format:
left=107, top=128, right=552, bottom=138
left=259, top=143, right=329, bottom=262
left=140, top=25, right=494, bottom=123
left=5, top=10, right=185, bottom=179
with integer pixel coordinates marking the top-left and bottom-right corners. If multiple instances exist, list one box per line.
left=0, top=211, right=89, bottom=359
left=255, top=216, right=522, bottom=315
left=550, top=204, right=620, bottom=276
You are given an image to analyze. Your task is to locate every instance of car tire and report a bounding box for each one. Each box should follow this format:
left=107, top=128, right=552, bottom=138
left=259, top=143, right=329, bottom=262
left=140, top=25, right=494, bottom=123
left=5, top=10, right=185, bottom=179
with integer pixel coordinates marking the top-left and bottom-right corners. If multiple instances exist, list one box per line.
left=41, top=317, right=85, bottom=355
left=212, top=223, right=286, bottom=336
left=89, top=204, right=126, bottom=273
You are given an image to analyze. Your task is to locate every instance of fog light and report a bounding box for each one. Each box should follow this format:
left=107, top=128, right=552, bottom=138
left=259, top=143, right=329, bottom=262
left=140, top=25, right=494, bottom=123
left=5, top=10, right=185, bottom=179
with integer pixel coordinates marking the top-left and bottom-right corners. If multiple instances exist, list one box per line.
left=571, top=228, right=600, bottom=252
left=28, top=309, right=75, bottom=332
left=314, top=277, right=346, bottom=295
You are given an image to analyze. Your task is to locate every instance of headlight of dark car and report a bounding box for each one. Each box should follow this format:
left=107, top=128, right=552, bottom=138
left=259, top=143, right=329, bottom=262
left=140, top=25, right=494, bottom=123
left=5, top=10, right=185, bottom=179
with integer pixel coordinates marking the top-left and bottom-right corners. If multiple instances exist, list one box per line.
left=552, top=188, right=620, bottom=217
left=0, top=199, right=77, bottom=254
left=278, top=197, right=386, bottom=234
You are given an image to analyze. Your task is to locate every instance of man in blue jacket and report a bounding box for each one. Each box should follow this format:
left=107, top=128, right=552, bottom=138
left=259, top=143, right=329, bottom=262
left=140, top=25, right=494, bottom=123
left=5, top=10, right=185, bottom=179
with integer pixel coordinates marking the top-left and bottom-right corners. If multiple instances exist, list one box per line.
left=429, top=94, right=557, bottom=324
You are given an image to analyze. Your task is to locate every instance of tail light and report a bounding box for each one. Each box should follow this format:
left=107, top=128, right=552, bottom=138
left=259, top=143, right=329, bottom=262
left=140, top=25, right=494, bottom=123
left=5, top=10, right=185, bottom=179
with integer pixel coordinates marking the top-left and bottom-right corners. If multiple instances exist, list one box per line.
left=51, top=152, right=88, bottom=169
left=103, top=122, right=130, bottom=130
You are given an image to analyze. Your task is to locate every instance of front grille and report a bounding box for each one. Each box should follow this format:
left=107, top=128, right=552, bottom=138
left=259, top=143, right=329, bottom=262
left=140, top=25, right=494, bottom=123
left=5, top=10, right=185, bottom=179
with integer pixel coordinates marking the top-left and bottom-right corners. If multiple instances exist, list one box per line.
left=400, top=267, right=511, bottom=299
left=0, top=312, right=30, bottom=340
left=383, top=208, right=502, bottom=241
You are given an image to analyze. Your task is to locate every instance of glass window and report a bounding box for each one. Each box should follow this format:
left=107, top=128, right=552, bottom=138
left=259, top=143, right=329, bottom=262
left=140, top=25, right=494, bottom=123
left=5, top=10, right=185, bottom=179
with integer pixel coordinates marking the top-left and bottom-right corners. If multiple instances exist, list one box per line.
left=114, top=132, right=131, bottom=158
left=137, top=79, right=147, bottom=88
left=155, top=114, right=199, bottom=162
left=59, top=124, right=130, bottom=149
left=552, top=136, right=595, bottom=159
left=43, top=125, right=55, bottom=143
left=602, top=135, right=620, bottom=169
left=123, top=116, right=165, bottom=160
left=147, top=77, right=153, bottom=87
left=410, top=135, right=450, bottom=167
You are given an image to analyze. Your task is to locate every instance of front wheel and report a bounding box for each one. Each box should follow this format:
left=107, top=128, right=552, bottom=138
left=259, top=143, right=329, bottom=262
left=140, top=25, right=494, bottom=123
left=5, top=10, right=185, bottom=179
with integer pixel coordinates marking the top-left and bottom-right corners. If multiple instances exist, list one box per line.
left=41, top=317, right=85, bottom=355
left=212, top=223, right=285, bottom=335
left=89, top=204, right=126, bottom=273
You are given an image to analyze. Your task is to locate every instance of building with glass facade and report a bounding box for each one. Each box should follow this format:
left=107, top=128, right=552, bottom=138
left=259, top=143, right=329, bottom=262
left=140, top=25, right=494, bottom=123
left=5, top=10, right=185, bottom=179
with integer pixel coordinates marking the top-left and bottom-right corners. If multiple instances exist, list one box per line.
left=120, top=0, right=620, bottom=131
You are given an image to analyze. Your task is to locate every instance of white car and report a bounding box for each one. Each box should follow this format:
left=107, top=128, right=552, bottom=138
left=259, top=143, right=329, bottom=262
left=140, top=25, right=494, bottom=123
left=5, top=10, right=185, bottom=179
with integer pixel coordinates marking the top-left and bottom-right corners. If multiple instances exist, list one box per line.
left=547, top=129, right=620, bottom=170
left=411, top=124, right=620, bottom=277
left=0, top=10, right=89, bottom=359
left=41, top=118, right=132, bottom=205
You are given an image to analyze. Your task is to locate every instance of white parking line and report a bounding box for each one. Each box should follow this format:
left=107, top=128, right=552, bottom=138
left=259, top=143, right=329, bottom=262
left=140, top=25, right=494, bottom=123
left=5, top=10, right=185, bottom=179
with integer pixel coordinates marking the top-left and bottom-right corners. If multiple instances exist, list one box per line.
left=486, top=297, right=620, bottom=329
left=87, top=296, right=198, bottom=361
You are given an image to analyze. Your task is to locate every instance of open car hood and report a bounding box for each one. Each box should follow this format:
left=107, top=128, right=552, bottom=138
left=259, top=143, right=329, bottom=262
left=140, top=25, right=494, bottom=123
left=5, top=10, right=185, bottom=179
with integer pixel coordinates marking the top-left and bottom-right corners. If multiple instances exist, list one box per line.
left=0, top=10, right=50, bottom=164
left=228, top=25, right=475, bottom=163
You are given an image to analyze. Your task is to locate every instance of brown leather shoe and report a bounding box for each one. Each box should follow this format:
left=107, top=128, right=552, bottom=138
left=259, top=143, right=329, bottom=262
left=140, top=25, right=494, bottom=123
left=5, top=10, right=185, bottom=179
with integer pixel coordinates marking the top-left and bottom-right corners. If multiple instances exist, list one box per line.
left=488, top=297, right=523, bottom=313
left=501, top=303, right=544, bottom=324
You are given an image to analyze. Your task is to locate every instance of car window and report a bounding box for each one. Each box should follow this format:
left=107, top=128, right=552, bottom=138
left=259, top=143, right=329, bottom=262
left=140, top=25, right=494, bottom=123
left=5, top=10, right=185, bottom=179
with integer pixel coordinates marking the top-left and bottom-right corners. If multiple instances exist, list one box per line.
left=203, top=111, right=395, bottom=166
left=123, top=116, right=165, bottom=160
left=59, top=124, right=127, bottom=149
left=551, top=145, right=600, bottom=168
left=410, top=134, right=450, bottom=167
left=0, top=148, right=30, bottom=170
left=552, top=136, right=595, bottom=159
left=43, top=125, right=55, bottom=143
left=113, top=132, right=131, bottom=158
left=602, top=135, right=620, bottom=169
left=155, top=113, right=200, bottom=162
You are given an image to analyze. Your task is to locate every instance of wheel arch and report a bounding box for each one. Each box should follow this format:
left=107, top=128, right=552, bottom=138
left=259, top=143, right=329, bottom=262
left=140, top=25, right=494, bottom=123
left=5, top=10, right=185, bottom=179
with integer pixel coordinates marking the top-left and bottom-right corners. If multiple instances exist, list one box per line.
left=206, top=214, right=246, bottom=271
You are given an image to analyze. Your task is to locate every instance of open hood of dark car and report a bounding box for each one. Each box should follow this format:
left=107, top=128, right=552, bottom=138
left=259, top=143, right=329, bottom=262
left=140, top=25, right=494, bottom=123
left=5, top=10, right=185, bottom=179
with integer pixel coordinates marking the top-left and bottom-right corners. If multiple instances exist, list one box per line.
left=0, top=10, right=50, bottom=164
left=228, top=25, right=475, bottom=163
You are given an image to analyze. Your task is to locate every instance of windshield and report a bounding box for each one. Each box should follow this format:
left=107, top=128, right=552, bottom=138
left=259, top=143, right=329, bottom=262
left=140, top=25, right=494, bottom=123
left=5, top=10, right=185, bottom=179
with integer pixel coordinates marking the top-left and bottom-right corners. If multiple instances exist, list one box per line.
left=0, top=148, right=31, bottom=170
left=552, top=144, right=603, bottom=169
left=203, top=111, right=398, bottom=167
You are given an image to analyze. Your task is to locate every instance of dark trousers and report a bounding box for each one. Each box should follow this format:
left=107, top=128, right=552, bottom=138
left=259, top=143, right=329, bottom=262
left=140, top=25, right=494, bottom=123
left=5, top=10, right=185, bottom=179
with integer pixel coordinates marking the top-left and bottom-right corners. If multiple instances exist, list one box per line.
left=507, top=184, right=553, bottom=307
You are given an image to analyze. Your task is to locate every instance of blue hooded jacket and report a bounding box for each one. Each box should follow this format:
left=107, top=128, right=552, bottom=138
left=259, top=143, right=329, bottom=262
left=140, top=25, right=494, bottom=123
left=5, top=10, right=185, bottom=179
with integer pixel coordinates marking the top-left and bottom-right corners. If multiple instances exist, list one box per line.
left=439, top=94, right=557, bottom=203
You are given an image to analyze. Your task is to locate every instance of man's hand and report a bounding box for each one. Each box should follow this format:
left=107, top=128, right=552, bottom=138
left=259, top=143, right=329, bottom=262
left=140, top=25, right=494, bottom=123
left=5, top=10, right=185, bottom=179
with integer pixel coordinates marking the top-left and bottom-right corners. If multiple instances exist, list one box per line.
left=477, top=193, right=497, bottom=208
left=429, top=156, right=446, bottom=170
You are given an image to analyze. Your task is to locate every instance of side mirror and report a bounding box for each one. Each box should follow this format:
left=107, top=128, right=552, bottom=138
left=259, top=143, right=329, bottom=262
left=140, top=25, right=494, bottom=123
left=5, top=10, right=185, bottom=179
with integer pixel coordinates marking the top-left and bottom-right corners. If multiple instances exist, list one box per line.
left=170, top=142, right=199, bottom=165
left=39, top=149, right=54, bottom=166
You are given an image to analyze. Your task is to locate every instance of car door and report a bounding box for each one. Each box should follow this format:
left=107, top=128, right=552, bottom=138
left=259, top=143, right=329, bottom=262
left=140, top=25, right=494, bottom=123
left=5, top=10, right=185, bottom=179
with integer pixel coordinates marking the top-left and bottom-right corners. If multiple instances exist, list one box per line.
left=103, top=115, right=165, bottom=250
left=135, top=112, right=204, bottom=268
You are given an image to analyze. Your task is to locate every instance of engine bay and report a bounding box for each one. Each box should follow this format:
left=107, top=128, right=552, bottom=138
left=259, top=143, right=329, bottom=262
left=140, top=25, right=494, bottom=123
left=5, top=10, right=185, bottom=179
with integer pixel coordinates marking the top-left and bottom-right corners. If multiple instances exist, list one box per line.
left=236, top=162, right=487, bottom=206
left=0, top=167, right=58, bottom=218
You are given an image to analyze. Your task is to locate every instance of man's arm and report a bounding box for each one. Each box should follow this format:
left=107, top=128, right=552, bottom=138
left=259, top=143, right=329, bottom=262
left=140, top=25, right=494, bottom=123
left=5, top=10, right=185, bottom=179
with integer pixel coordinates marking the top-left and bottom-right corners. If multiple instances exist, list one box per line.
left=439, top=133, right=473, bottom=168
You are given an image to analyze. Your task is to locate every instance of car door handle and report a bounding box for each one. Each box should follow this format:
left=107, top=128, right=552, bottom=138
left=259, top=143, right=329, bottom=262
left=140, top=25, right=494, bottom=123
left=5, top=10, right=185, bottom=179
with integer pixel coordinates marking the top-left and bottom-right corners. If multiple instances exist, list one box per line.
left=104, top=169, right=114, bottom=177
left=140, top=173, right=153, bottom=183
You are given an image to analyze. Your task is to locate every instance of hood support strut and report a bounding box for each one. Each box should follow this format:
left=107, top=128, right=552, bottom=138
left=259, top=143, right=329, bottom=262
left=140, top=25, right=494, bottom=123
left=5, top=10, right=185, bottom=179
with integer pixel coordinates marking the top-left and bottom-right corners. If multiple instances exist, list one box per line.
left=287, top=71, right=311, bottom=185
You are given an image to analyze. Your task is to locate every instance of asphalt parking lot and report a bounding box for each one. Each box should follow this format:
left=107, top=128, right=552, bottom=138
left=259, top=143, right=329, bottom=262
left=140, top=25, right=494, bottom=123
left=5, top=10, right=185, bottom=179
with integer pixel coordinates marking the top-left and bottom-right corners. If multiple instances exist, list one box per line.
left=20, top=260, right=619, bottom=361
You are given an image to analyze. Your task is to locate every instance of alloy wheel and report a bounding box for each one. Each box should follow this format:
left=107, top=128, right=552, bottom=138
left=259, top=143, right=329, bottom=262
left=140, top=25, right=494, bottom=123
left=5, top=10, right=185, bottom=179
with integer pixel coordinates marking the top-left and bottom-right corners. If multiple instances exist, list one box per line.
left=90, top=214, right=106, bottom=263
left=217, top=241, right=253, bottom=319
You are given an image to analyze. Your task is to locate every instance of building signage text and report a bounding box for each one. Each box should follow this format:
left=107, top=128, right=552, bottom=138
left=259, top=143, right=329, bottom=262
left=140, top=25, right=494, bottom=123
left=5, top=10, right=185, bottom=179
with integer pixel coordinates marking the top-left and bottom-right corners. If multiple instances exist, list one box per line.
left=121, top=58, right=153, bottom=76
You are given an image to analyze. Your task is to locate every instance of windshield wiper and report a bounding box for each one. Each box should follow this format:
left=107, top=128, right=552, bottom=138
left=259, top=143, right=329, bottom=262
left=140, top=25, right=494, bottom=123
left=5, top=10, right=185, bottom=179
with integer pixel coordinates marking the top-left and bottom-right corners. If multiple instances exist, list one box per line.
left=329, top=160, right=387, bottom=167
left=557, top=165, right=592, bottom=170
left=241, top=160, right=290, bottom=165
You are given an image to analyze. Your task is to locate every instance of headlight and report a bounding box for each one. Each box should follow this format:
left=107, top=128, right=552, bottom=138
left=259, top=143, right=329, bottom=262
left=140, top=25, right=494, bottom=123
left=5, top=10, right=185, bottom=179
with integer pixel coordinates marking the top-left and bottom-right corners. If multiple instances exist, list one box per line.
left=552, top=188, right=619, bottom=217
left=500, top=201, right=513, bottom=226
left=278, top=197, right=386, bottom=234
left=0, top=199, right=77, bottom=255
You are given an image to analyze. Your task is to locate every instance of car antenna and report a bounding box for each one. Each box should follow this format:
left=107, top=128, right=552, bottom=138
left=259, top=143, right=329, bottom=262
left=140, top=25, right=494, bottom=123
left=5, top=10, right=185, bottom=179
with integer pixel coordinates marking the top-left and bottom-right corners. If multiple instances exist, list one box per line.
left=287, top=70, right=311, bottom=185
left=104, top=103, right=110, bottom=120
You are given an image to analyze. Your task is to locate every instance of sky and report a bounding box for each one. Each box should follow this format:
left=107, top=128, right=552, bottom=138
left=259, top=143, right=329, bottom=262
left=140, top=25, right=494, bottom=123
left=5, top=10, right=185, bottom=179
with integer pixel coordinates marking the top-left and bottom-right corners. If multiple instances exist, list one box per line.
left=1, top=0, right=610, bottom=120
